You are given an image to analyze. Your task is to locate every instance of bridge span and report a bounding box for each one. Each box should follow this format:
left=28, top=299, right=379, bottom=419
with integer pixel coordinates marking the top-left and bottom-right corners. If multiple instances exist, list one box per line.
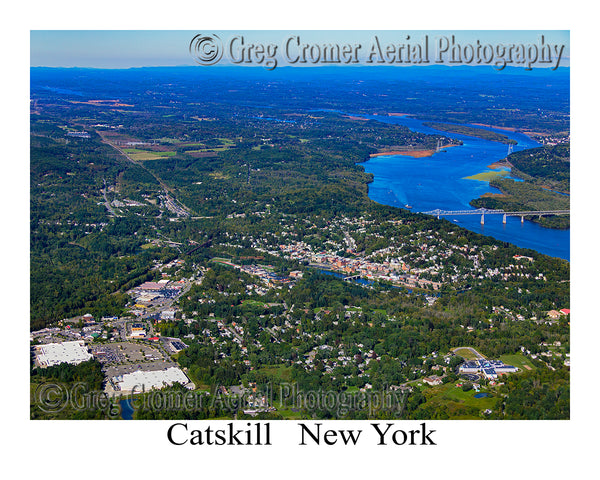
left=423, top=208, right=570, bottom=225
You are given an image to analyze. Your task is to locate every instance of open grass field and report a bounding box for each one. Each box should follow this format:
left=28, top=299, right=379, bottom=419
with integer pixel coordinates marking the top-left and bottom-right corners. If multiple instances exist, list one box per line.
left=420, top=383, right=499, bottom=419
left=208, top=172, right=231, bottom=180
left=255, top=364, right=293, bottom=382
left=123, top=148, right=176, bottom=161
left=211, top=257, right=235, bottom=266
left=153, top=137, right=182, bottom=144
left=499, top=353, right=536, bottom=370
left=313, top=307, right=330, bottom=314
left=187, top=146, right=230, bottom=153
left=275, top=407, right=305, bottom=419
left=454, top=347, right=481, bottom=360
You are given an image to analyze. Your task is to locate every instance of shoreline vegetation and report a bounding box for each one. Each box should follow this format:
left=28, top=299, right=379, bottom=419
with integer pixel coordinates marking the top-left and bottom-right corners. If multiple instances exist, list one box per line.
left=470, top=177, right=570, bottom=229
left=471, top=123, right=563, bottom=140
left=423, top=121, right=518, bottom=145
left=470, top=143, right=570, bottom=229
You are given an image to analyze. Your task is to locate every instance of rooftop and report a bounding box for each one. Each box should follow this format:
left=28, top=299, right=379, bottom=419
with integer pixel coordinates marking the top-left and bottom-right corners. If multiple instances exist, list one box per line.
left=35, top=340, right=92, bottom=367
left=113, top=366, right=190, bottom=392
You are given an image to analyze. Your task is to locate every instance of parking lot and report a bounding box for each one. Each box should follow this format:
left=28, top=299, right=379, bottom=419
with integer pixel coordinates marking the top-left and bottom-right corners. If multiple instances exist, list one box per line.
left=92, top=341, right=171, bottom=372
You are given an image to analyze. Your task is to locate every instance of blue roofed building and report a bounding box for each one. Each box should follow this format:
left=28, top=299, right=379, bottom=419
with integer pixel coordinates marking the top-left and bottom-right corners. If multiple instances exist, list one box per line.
left=458, top=357, right=519, bottom=378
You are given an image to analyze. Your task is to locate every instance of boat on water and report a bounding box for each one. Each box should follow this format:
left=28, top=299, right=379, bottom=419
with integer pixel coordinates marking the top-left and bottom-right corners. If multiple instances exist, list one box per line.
left=405, top=204, right=413, bottom=209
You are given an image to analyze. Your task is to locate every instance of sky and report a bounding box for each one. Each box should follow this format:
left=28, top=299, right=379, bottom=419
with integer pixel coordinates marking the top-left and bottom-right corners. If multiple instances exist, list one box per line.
left=30, top=30, right=570, bottom=69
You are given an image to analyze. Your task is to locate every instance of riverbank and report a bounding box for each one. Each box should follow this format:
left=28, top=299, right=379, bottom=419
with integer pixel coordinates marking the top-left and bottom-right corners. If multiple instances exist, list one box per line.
left=470, top=177, right=570, bottom=230
left=487, top=160, right=513, bottom=169
left=423, top=121, right=518, bottom=145
left=357, top=113, right=569, bottom=259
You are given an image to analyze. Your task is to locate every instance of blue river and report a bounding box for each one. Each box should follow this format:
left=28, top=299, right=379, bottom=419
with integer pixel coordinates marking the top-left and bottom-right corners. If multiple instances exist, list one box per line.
left=356, top=114, right=570, bottom=260
left=119, top=399, right=134, bottom=420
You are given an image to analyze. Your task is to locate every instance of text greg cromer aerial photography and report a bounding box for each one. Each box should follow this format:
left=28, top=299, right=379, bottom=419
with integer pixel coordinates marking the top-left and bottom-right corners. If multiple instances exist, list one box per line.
left=30, top=30, right=569, bottom=421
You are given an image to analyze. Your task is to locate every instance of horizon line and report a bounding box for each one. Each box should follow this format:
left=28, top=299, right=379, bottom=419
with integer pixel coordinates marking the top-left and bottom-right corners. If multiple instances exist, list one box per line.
left=30, top=64, right=571, bottom=70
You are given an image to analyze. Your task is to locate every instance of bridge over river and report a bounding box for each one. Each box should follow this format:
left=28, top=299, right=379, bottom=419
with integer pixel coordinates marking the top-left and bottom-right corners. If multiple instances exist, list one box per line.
left=424, top=208, right=570, bottom=225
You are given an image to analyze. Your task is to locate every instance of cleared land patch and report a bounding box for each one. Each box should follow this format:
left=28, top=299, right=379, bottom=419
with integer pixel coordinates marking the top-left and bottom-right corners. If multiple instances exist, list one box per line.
left=123, top=148, right=176, bottom=161
left=454, top=348, right=481, bottom=360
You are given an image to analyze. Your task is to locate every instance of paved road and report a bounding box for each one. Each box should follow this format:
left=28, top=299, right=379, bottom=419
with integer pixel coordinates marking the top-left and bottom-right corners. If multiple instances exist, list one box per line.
left=102, top=178, right=121, bottom=217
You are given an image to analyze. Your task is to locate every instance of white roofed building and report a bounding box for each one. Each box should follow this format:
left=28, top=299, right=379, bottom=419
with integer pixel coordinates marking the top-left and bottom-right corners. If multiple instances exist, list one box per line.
left=34, top=340, right=93, bottom=367
left=111, top=366, right=191, bottom=393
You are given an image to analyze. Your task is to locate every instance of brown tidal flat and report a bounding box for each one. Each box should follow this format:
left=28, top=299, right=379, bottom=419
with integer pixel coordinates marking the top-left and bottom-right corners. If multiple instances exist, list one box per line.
left=370, top=150, right=434, bottom=158
left=471, top=123, right=517, bottom=132
left=344, top=115, right=370, bottom=121
left=487, top=161, right=512, bottom=169
left=370, top=144, right=458, bottom=158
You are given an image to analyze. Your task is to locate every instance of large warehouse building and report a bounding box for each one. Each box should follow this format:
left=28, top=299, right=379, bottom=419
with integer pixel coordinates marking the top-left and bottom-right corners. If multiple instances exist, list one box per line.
left=34, top=340, right=93, bottom=367
left=110, top=366, right=191, bottom=393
